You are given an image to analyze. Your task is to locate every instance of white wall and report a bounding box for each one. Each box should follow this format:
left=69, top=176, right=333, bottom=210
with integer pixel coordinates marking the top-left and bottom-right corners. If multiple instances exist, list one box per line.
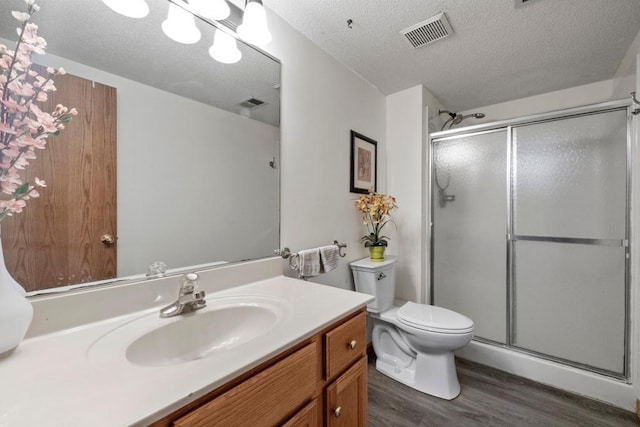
left=386, top=86, right=425, bottom=302
left=459, top=79, right=616, bottom=123
left=29, top=51, right=279, bottom=277
left=385, top=85, right=443, bottom=304
left=262, top=11, right=387, bottom=289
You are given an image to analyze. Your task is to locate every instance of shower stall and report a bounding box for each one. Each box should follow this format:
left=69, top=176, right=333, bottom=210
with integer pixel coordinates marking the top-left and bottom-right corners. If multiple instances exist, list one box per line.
left=430, top=101, right=631, bottom=379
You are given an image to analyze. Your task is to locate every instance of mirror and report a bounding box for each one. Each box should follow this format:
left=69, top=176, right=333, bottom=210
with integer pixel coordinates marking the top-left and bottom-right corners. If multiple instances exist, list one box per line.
left=0, top=0, right=280, bottom=293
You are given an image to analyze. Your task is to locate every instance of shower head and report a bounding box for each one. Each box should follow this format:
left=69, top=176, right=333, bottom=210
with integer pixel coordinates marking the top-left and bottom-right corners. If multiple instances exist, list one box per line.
left=438, top=109, right=457, bottom=119
left=440, top=111, right=486, bottom=131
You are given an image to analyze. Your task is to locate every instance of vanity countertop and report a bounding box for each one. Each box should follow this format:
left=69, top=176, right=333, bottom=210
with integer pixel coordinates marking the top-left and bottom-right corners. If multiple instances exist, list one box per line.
left=0, top=275, right=373, bottom=426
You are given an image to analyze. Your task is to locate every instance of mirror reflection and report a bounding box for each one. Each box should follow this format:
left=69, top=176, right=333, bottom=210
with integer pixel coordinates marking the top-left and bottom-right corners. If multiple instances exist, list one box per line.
left=0, top=0, right=280, bottom=293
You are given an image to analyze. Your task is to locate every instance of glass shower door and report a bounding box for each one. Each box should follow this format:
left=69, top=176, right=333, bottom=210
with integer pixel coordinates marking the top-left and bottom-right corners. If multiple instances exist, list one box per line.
left=511, top=109, right=628, bottom=375
left=432, top=130, right=508, bottom=343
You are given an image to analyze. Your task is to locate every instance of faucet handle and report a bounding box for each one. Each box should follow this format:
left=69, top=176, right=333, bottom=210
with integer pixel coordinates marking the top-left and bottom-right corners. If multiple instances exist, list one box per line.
left=185, top=272, right=199, bottom=282
left=178, top=272, right=200, bottom=295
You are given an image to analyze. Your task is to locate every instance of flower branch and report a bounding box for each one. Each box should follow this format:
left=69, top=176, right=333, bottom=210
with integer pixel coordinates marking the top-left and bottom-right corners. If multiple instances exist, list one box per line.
left=0, top=0, right=76, bottom=221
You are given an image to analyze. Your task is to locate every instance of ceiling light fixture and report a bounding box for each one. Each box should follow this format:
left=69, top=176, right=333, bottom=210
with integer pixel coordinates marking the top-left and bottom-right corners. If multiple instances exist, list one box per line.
left=102, top=0, right=149, bottom=18
left=162, top=1, right=202, bottom=44
left=237, top=0, right=272, bottom=46
left=193, top=0, right=231, bottom=21
left=209, top=29, right=242, bottom=64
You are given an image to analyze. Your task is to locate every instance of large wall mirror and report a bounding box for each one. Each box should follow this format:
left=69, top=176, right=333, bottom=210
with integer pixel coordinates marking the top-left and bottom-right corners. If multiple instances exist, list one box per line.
left=0, top=0, right=280, bottom=294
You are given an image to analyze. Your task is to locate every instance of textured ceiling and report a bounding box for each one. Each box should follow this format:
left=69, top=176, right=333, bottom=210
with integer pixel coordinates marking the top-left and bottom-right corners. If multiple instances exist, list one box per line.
left=266, top=0, right=640, bottom=112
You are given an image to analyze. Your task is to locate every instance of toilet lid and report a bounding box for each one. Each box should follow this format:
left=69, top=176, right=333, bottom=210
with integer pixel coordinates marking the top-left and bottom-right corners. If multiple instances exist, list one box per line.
left=397, top=302, right=474, bottom=333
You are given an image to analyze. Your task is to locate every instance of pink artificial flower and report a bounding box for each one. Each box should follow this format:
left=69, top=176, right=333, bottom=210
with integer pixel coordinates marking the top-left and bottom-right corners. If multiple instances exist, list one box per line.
left=1, top=99, right=28, bottom=114
left=0, top=181, right=18, bottom=195
left=34, top=177, right=46, bottom=187
left=3, top=145, right=21, bottom=159
left=6, top=199, right=27, bottom=214
left=8, top=80, right=35, bottom=97
left=0, top=54, right=12, bottom=69
left=0, top=122, right=17, bottom=135
left=11, top=11, right=30, bottom=22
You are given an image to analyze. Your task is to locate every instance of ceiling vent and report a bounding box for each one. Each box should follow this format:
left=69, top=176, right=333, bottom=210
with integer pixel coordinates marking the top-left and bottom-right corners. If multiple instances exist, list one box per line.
left=400, top=12, right=453, bottom=48
left=238, top=97, right=267, bottom=109
left=514, top=0, right=534, bottom=6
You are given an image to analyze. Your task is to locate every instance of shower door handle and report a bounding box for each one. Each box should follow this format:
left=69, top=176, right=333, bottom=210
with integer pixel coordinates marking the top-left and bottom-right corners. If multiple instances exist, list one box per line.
left=510, top=234, right=625, bottom=247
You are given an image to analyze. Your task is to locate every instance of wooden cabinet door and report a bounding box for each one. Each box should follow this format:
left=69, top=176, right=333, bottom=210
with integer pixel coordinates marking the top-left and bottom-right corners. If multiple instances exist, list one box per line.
left=325, top=356, right=368, bottom=427
left=281, top=398, right=321, bottom=427
left=2, top=69, right=117, bottom=291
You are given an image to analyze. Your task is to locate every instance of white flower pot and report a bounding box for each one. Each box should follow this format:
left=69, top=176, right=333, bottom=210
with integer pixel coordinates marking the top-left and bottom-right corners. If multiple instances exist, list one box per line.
left=0, top=238, right=33, bottom=356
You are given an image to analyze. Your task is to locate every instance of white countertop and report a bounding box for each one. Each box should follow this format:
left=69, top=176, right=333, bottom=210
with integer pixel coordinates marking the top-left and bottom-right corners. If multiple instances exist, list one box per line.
left=0, top=275, right=372, bottom=426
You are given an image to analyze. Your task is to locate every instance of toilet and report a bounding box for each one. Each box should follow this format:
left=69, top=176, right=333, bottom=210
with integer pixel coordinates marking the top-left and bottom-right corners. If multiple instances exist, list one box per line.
left=350, top=256, right=474, bottom=400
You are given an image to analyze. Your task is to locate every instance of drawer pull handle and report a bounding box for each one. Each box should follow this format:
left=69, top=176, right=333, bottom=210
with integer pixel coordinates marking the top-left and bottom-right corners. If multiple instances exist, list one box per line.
left=333, top=406, right=343, bottom=418
left=348, top=340, right=357, bottom=350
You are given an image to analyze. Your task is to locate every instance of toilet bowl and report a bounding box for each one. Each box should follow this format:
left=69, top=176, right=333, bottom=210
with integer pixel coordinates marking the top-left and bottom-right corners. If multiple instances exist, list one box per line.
left=350, top=256, right=474, bottom=400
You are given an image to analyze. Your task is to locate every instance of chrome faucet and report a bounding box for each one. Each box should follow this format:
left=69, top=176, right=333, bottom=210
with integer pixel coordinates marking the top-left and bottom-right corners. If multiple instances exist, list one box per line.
left=159, top=273, right=206, bottom=318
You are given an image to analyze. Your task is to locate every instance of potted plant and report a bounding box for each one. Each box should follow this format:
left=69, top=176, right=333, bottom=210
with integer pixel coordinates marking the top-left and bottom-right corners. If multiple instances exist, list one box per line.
left=355, top=190, right=398, bottom=262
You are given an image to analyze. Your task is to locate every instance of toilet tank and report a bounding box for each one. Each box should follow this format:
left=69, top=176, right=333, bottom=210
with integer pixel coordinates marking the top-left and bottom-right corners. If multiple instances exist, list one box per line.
left=350, top=256, right=397, bottom=313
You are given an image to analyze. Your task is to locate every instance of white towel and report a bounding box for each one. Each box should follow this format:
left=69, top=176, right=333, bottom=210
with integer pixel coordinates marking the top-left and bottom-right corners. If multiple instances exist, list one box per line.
left=298, top=248, right=321, bottom=277
left=319, top=245, right=339, bottom=273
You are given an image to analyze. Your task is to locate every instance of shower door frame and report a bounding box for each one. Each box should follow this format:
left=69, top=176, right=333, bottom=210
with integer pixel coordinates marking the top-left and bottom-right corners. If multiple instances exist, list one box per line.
left=429, top=99, right=632, bottom=380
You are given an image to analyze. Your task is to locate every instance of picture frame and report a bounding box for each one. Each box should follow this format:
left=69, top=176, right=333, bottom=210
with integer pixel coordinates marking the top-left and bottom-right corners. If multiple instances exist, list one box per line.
left=350, top=130, right=377, bottom=194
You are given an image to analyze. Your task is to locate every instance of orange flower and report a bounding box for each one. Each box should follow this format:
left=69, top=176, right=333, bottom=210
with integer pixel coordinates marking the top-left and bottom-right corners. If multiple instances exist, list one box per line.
left=355, top=190, right=398, bottom=247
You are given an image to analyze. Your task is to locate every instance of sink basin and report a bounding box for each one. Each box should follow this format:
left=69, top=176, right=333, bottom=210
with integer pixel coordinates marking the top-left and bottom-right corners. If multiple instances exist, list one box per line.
left=87, top=295, right=291, bottom=367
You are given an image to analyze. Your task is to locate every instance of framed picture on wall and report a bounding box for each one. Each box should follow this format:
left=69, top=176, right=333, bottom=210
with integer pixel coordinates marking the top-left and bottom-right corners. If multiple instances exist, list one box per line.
left=350, top=130, right=377, bottom=194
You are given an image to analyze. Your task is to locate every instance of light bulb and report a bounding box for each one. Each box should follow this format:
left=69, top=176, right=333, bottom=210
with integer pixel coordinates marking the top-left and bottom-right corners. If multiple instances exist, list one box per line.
left=193, top=0, right=231, bottom=21
left=162, top=2, right=201, bottom=44
left=237, top=0, right=272, bottom=46
left=102, top=0, right=149, bottom=18
left=209, top=29, right=242, bottom=64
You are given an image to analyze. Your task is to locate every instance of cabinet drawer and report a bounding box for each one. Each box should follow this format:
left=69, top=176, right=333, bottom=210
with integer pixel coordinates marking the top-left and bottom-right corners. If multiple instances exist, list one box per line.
left=324, top=312, right=366, bottom=379
left=173, top=341, right=320, bottom=427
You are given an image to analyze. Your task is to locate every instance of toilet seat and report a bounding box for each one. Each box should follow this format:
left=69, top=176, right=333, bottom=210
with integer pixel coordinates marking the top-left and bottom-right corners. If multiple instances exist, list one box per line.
left=396, top=302, right=474, bottom=334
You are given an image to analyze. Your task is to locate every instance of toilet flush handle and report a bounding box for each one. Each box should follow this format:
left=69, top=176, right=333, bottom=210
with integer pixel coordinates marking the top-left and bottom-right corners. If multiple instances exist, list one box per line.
left=377, top=272, right=386, bottom=280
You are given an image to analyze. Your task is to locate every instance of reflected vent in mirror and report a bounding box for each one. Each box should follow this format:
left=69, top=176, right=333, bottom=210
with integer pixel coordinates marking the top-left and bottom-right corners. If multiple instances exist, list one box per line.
left=238, top=97, right=267, bottom=109
left=400, top=12, right=453, bottom=48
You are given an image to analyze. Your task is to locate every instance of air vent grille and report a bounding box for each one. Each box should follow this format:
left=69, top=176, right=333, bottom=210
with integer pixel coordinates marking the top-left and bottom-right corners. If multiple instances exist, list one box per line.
left=400, top=13, right=453, bottom=48
left=238, top=98, right=267, bottom=109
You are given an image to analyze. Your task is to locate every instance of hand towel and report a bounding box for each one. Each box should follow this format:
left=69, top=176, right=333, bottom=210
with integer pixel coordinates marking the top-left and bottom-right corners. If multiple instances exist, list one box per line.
left=319, top=245, right=339, bottom=273
left=298, top=248, right=321, bottom=277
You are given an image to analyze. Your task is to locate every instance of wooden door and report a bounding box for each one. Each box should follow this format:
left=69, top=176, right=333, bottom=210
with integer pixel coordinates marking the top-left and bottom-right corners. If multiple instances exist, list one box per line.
left=2, top=69, right=117, bottom=292
left=325, top=356, right=368, bottom=427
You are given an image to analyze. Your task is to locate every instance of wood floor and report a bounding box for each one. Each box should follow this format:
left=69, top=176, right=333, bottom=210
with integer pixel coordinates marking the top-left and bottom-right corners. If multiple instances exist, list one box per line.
left=368, top=357, right=639, bottom=426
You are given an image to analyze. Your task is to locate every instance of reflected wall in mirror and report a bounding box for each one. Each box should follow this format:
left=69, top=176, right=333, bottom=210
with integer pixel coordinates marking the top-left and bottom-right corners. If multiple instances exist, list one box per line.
left=0, top=0, right=280, bottom=293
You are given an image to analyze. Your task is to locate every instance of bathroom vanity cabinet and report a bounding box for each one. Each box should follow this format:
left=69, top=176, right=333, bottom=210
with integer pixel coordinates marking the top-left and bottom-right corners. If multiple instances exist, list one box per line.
left=150, top=308, right=368, bottom=427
